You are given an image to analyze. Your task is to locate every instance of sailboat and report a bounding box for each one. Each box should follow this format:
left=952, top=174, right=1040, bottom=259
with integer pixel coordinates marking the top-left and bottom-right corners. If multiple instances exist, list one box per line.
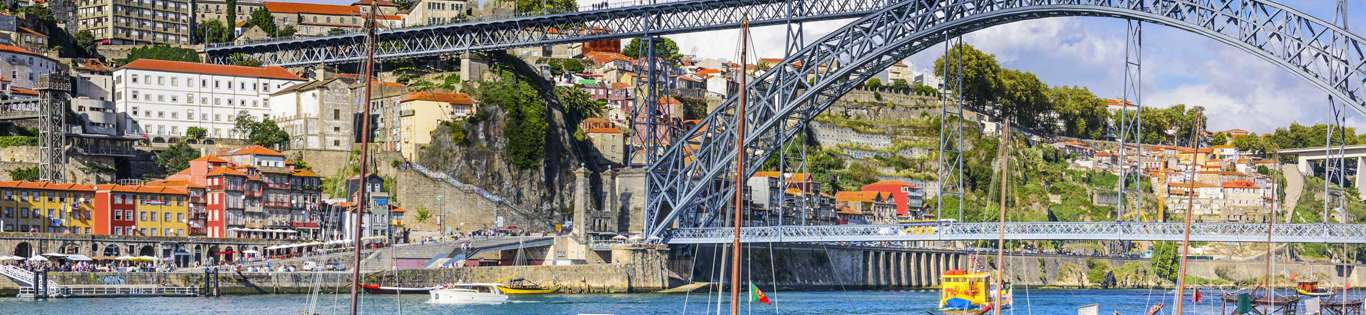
left=940, top=119, right=1014, bottom=315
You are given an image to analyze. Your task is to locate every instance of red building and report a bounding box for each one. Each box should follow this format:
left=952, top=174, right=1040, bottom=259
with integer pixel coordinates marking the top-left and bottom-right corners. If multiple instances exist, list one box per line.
left=860, top=180, right=925, bottom=218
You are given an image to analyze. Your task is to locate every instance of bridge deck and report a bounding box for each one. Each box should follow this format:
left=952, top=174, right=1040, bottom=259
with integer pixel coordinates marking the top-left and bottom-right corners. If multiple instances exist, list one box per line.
left=663, top=222, right=1366, bottom=244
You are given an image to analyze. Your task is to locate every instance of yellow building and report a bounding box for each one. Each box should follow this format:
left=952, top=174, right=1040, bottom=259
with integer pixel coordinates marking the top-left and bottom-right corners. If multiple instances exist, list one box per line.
left=0, top=182, right=97, bottom=234
left=398, top=91, right=477, bottom=161
left=126, top=185, right=190, bottom=238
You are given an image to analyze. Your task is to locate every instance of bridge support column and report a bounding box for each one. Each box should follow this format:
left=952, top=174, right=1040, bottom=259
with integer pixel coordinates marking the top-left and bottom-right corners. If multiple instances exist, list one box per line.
left=915, top=252, right=925, bottom=287
left=864, top=251, right=874, bottom=287
left=1299, top=156, right=1314, bottom=176
left=880, top=251, right=890, bottom=287
left=897, top=252, right=908, bottom=287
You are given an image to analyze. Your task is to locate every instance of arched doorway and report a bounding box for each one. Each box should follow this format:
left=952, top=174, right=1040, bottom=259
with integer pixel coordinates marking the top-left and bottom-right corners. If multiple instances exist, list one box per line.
left=102, top=244, right=120, bottom=257
left=137, top=245, right=155, bottom=257
left=193, top=245, right=203, bottom=266
left=61, top=243, right=80, bottom=255
left=173, top=245, right=191, bottom=267
left=207, top=246, right=220, bottom=265
left=13, top=242, right=31, bottom=258
left=223, top=246, right=236, bottom=262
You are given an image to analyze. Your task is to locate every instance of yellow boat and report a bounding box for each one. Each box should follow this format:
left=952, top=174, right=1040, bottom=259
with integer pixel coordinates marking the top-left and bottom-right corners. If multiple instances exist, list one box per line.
left=939, top=269, right=1011, bottom=314
left=496, top=278, right=560, bottom=295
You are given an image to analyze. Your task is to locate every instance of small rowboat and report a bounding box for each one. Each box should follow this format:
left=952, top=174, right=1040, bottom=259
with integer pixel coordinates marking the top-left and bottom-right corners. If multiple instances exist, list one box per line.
left=1295, top=281, right=1334, bottom=297
left=361, top=283, right=441, bottom=295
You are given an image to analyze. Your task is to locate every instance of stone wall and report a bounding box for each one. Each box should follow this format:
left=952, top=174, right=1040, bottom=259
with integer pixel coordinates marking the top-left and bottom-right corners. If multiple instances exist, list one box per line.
left=366, top=262, right=671, bottom=293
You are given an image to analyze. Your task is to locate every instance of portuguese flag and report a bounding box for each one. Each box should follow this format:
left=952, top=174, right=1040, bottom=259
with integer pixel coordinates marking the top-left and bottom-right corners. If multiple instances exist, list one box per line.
left=749, top=283, right=772, bottom=305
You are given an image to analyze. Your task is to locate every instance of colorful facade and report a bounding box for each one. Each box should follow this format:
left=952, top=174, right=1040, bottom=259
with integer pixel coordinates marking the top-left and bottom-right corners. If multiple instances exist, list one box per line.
left=0, top=182, right=96, bottom=234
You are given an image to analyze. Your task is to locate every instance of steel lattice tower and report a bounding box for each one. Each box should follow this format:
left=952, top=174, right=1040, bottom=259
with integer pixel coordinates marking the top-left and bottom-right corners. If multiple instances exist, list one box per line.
left=36, top=73, right=69, bottom=182
left=937, top=35, right=967, bottom=222
left=1115, top=20, right=1144, bottom=222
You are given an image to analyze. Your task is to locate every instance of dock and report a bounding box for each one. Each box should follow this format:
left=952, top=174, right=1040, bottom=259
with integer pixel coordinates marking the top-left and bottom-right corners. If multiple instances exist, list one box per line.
left=18, top=284, right=200, bottom=298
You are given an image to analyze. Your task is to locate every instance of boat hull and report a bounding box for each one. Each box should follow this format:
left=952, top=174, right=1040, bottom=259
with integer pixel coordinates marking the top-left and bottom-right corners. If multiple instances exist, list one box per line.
left=428, top=289, right=509, bottom=305
left=362, top=283, right=439, bottom=295
left=497, top=286, right=559, bottom=295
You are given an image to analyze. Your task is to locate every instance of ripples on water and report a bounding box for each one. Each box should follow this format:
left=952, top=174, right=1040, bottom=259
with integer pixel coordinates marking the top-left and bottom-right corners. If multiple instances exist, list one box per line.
left=1, top=289, right=1358, bottom=314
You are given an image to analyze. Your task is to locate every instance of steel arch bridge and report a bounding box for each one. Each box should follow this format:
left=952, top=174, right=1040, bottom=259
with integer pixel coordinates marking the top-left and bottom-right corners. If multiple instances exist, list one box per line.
left=203, top=0, right=891, bottom=66
left=642, top=0, right=1366, bottom=243
left=663, top=222, right=1366, bottom=244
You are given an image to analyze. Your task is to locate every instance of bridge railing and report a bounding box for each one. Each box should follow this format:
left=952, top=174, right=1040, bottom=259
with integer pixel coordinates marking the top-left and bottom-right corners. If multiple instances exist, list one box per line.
left=663, top=222, right=1366, bottom=244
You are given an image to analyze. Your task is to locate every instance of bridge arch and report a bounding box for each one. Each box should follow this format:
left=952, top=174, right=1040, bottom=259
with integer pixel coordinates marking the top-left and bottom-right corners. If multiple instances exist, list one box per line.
left=648, top=0, right=1366, bottom=238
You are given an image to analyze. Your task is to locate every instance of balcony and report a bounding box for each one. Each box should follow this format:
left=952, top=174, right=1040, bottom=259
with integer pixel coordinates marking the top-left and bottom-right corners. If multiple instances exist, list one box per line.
left=289, top=221, right=320, bottom=229
left=267, top=183, right=290, bottom=190
left=264, top=201, right=291, bottom=208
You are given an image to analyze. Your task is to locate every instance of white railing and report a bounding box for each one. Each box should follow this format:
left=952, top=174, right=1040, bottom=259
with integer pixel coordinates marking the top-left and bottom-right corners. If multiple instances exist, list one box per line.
left=664, top=222, right=1366, bottom=244
left=1, top=265, right=63, bottom=297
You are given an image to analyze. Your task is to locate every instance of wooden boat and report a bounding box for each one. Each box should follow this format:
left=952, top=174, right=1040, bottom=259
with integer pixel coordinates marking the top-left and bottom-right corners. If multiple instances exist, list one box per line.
left=361, top=283, right=441, bottom=295
left=1294, top=281, right=1333, bottom=297
left=497, top=278, right=560, bottom=295
left=938, top=269, right=1012, bottom=314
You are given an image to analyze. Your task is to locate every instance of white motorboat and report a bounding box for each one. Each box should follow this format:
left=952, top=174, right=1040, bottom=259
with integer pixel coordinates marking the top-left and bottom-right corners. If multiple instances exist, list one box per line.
left=427, top=283, right=509, bottom=305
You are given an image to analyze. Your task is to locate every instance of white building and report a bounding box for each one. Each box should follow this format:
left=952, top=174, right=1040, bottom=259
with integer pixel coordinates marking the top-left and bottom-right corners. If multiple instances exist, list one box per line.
left=268, top=78, right=355, bottom=151
left=401, top=0, right=468, bottom=27
left=0, top=44, right=60, bottom=94
left=888, top=62, right=913, bottom=84
left=113, top=59, right=306, bottom=141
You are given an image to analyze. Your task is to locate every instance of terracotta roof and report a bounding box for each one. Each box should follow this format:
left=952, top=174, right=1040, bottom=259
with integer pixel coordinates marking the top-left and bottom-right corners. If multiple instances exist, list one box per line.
left=585, top=127, right=622, bottom=134
left=292, top=169, right=319, bottom=177
left=0, top=181, right=96, bottom=191
left=694, top=68, right=721, bottom=77
left=835, top=191, right=886, bottom=203
left=264, top=1, right=359, bottom=15
left=192, top=155, right=230, bottom=163
left=120, top=59, right=307, bottom=81
left=11, top=87, right=37, bottom=96
left=1222, top=180, right=1258, bottom=189
left=752, top=171, right=810, bottom=183
left=836, top=206, right=862, bottom=215
left=584, top=52, right=632, bottom=65
left=112, top=185, right=141, bottom=192
left=229, top=145, right=287, bottom=157
left=17, top=27, right=43, bottom=36
left=863, top=179, right=918, bottom=189
left=75, top=59, right=113, bottom=73
left=657, top=96, right=681, bottom=106
left=389, top=206, right=405, bottom=213
left=610, top=82, right=629, bottom=90
left=208, top=167, right=248, bottom=176
left=400, top=91, right=475, bottom=105
left=352, top=0, right=395, bottom=6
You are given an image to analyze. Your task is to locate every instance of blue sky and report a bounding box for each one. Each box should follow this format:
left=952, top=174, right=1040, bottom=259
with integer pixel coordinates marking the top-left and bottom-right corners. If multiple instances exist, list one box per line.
left=303, top=0, right=1363, bottom=132
left=666, top=1, right=1366, bottom=133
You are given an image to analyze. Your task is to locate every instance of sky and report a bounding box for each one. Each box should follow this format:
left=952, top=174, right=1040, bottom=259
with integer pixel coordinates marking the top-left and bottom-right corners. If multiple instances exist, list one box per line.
left=304, top=0, right=1364, bottom=133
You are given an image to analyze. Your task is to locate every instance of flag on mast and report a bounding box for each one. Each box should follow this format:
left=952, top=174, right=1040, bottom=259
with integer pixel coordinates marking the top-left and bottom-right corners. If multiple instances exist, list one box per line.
left=749, top=283, right=772, bottom=305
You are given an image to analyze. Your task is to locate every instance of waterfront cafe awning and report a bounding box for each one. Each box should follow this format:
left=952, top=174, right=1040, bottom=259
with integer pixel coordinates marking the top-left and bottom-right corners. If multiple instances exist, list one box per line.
left=27, top=256, right=47, bottom=262
left=66, top=254, right=93, bottom=262
left=241, top=250, right=260, bottom=255
left=265, top=242, right=324, bottom=251
left=40, top=253, right=66, bottom=258
left=0, top=256, right=23, bottom=261
left=228, top=228, right=299, bottom=234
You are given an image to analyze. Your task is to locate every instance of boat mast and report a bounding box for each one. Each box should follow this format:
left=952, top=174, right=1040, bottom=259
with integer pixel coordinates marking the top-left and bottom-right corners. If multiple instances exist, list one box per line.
left=730, top=18, right=750, bottom=315
left=349, top=0, right=380, bottom=313
left=1263, top=152, right=1278, bottom=314
left=994, top=118, right=1009, bottom=315
left=1173, top=114, right=1203, bottom=314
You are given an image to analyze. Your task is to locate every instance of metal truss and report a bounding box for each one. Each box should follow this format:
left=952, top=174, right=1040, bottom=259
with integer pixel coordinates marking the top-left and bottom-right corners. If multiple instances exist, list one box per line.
left=205, top=0, right=891, bottom=66
left=938, top=35, right=967, bottom=223
left=1114, top=19, right=1144, bottom=221
left=645, top=0, right=1366, bottom=242
left=664, top=222, right=1366, bottom=244
left=36, top=74, right=69, bottom=182
left=0, top=99, right=43, bottom=121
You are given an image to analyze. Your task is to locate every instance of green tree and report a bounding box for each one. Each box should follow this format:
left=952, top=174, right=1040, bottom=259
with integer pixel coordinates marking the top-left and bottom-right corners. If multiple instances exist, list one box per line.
left=890, top=79, right=910, bottom=90
left=228, top=53, right=262, bottom=66
left=120, top=45, right=201, bottom=64
left=186, top=127, right=208, bottom=142
left=326, top=28, right=347, bottom=36
left=155, top=141, right=201, bottom=176
left=1233, top=133, right=1275, bottom=157
left=911, top=83, right=938, bottom=96
left=194, top=19, right=231, bottom=44
left=415, top=207, right=432, bottom=224
left=1210, top=132, right=1229, bottom=145
left=622, top=37, right=682, bottom=64
left=226, top=0, right=238, bottom=37
left=234, top=115, right=291, bottom=149
left=476, top=72, right=546, bottom=169
left=997, top=69, right=1050, bottom=130
left=865, top=78, right=882, bottom=89
left=1151, top=241, right=1180, bottom=282
left=1047, top=86, right=1107, bottom=139
left=247, top=8, right=277, bottom=36
left=409, top=73, right=462, bottom=92
left=508, top=0, right=576, bottom=14
left=556, top=86, right=605, bottom=126
left=278, top=25, right=297, bottom=37
left=73, top=30, right=96, bottom=54
left=7, top=166, right=38, bottom=181
left=933, top=43, right=1003, bottom=106
left=18, top=6, right=54, bottom=24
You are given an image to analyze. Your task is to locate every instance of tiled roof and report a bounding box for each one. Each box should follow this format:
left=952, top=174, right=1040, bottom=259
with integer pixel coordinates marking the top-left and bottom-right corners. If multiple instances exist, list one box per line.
left=863, top=179, right=918, bottom=189
left=208, top=167, right=248, bottom=176
left=352, top=0, right=395, bottom=6
left=264, top=1, right=359, bottom=15
left=584, top=52, right=632, bottom=65
left=585, top=127, right=622, bottom=134
left=192, top=155, right=230, bottom=163
left=292, top=169, right=320, bottom=177
left=11, top=87, right=37, bottom=96
left=120, top=59, right=307, bottom=81
left=835, top=191, right=885, bottom=203
left=229, top=145, right=287, bottom=157
left=0, top=181, right=96, bottom=191
left=1222, top=180, right=1258, bottom=189
left=401, top=91, right=475, bottom=105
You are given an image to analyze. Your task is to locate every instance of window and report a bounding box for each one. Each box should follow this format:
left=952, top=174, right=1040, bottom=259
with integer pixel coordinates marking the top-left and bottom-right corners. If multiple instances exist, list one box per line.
left=164, top=212, right=171, bottom=222
left=140, top=211, right=147, bottom=221
left=334, top=109, right=341, bottom=120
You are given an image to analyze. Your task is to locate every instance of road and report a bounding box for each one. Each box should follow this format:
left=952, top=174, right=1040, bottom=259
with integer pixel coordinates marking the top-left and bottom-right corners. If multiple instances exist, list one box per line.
left=1281, top=163, right=1304, bottom=223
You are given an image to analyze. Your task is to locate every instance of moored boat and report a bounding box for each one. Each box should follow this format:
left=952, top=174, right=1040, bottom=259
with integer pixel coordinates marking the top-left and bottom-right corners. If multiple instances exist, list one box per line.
left=428, top=283, right=509, bottom=305
left=497, top=278, right=560, bottom=295
left=361, top=283, right=441, bottom=295
left=938, top=269, right=1012, bottom=314
left=1294, top=281, right=1333, bottom=297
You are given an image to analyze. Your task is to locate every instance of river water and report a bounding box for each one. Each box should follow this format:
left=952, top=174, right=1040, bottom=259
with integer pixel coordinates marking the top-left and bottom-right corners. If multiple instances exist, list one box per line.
left=0, top=289, right=1352, bottom=314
